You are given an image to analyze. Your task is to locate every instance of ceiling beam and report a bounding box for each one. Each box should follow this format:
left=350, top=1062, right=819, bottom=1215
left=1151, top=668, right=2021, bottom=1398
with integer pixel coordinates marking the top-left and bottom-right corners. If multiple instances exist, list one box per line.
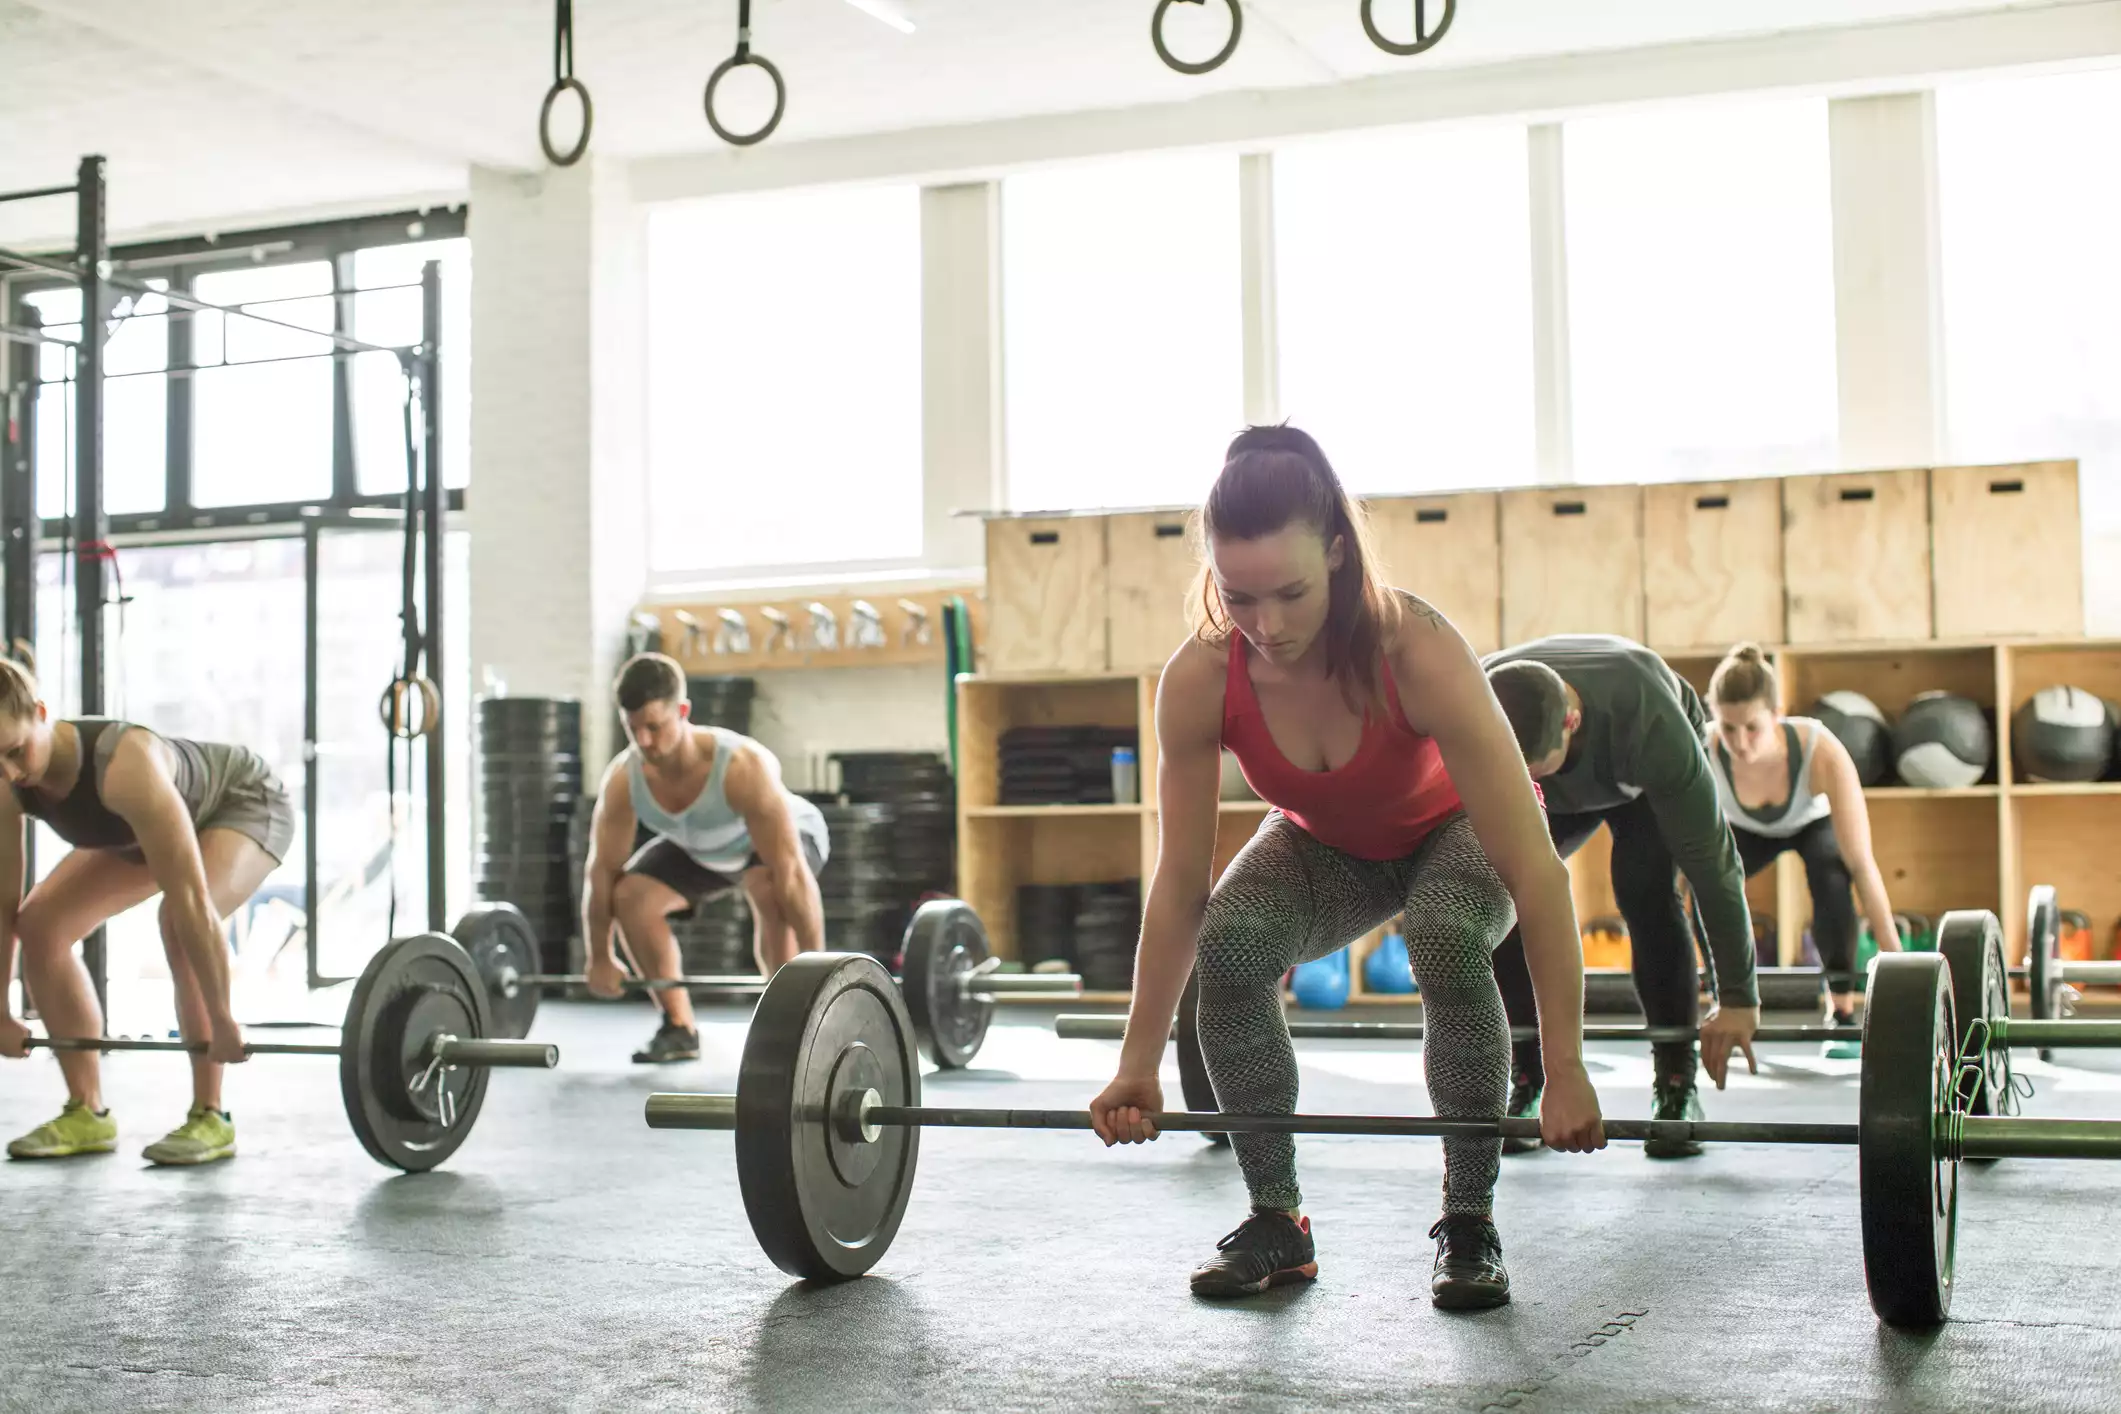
left=631, top=0, right=2121, bottom=202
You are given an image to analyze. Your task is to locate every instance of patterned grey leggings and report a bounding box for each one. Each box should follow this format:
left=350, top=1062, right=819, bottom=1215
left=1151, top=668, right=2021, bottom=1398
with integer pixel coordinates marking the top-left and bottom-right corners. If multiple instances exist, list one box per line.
left=1191, top=811, right=1517, bottom=1216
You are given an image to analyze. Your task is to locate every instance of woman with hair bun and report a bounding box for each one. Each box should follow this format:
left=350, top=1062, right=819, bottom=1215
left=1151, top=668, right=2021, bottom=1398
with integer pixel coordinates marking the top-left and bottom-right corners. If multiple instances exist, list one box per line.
left=1705, top=643, right=1902, bottom=1053
left=1087, top=424, right=1604, bottom=1312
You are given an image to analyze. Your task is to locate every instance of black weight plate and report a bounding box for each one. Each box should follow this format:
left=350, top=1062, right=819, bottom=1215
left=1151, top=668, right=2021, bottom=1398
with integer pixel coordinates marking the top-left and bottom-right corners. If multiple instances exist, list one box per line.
left=1859, top=952, right=1958, bottom=1327
left=2027, top=883, right=2061, bottom=1028
left=1936, top=911, right=2012, bottom=1121
left=454, top=903, right=545, bottom=1040
left=339, top=932, right=494, bottom=1173
left=1174, top=968, right=1227, bottom=1147
left=736, top=952, right=920, bottom=1281
left=899, top=899, right=993, bottom=1069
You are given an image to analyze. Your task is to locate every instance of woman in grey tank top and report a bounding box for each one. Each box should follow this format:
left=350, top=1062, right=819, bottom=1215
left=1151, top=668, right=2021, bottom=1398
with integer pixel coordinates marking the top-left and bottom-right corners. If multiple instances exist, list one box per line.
left=1704, top=645, right=1902, bottom=1042
left=0, top=654, right=296, bottom=1167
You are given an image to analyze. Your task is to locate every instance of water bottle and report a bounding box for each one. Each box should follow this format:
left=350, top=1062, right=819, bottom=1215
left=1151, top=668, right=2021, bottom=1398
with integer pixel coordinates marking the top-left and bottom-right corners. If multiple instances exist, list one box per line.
left=1110, top=746, right=1139, bottom=805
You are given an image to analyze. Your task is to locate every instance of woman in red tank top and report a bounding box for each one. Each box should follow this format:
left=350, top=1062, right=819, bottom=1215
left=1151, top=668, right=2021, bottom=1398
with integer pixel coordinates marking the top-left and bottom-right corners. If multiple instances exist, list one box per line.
left=1088, top=426, right=1604, bottom=1311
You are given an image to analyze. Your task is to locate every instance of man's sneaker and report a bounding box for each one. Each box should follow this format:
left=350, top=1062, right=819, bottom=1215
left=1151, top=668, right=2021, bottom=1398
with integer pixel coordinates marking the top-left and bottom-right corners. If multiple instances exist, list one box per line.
left=1502, top=1071, right=1543, bottom=1155
left=1429, top=1214, right=1510, bottom=1310
left=142, top=1106, right=236, bottom=1166
left=1189, top=1209, right=1318, bottom=1298
left=1642, top=1074, right=1706, bottom=1159
left=7, top=1100, right=117, bottom=1159
left=631, top=1023, right=700, bottom=1065
left=1821, top=1009, right=1862, bottom=1061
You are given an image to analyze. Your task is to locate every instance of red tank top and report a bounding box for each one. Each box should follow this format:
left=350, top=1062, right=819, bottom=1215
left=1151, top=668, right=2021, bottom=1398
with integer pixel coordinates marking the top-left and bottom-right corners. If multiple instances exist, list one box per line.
left=1220, top=637, right=1465, bottom=861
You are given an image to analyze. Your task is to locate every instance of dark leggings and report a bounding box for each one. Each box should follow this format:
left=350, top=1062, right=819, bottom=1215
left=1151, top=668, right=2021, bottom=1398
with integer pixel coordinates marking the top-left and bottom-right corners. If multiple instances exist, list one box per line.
left=1492, top=795, right=1701, bottom=1086
left=1734, top=814, right=1859, bottom=994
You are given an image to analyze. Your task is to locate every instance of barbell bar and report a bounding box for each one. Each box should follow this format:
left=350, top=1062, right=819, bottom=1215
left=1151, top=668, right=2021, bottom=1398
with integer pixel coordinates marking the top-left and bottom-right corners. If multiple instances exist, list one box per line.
left=641, top=925, right=2121, bottom=1325
left=9, top=932, right=558, bottom=1172
left=456, top=897, right=1067, bottom=1069
left=27, top=1035, right=554, bottom=1065
left=1052, top=1014, right=2121, bottom=1047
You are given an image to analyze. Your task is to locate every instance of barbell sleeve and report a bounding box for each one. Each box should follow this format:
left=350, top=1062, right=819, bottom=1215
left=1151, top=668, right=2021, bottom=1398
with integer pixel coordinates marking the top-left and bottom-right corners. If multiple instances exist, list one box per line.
left=1996, top=1019, right=2121, bottom=1049
left=429, top=1036, right=560, bottom=1068
left=647, top=1093, right=738, bottom=1129
left=1959, top=1116, right=2121, bottom=1162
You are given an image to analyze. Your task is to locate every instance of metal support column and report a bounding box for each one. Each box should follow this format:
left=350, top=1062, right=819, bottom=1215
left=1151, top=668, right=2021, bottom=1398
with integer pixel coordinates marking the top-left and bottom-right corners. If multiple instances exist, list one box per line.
left=420, top=260, right=446, bottom=933
left=73, top=154, right=110, bottom=1017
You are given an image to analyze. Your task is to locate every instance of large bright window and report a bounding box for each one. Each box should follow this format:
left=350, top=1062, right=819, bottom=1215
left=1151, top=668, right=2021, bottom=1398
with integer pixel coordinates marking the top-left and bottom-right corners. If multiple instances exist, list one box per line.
left=1565, top=97, right=1837, bottom=483
left=646, top=184, right=923, bottom=576
left=191, top=262, right=335, bottom=506
left=1275, top=124, right=1535, bottom=493
left=1938, top=68, right=2121, bottom=628
left=25, top=285, right=169, bottom=518
left=1003, top=151, right=1243, bottom=512
left=352, top=238, right=472, bottom=494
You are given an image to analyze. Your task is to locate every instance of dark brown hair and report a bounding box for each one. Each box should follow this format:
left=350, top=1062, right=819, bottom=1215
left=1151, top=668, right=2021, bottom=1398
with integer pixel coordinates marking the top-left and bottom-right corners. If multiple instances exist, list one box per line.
left=1709, top=642, right=1778, bottom=709
left=1486, top=660, right=1570, bottom=762
left=1190, top=424, right=1401, bottom=714
left=613, top=652, right=686, bottom=713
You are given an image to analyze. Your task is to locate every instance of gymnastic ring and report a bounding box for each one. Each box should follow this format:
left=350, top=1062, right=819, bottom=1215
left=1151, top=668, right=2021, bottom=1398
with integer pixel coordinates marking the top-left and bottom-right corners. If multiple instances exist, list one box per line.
left=704, top=53, right=786, bottom=147
left=1151, top=0, right=1241, bottom=76
left=539, top=76, right=594, bottom=167
left=378, top=677, right=442, bottom=741
left=1360, top=0, right=1456, bottom=57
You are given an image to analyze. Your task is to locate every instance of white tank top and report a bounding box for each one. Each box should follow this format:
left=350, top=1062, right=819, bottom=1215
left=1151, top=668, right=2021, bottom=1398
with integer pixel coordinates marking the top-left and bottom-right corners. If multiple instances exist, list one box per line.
left=626, top=726, right=829, bottom=874
left=1708, top=716, right=1833, bottom=840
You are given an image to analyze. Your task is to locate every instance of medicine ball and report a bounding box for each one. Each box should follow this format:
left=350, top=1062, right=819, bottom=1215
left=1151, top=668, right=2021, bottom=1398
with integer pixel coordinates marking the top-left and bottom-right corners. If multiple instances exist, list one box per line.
left=1808, top=691, right=1892, bottom=786
left=2012, top=685, right=2115, bottom=783
left=1892, top=691, right=1992, bottom=789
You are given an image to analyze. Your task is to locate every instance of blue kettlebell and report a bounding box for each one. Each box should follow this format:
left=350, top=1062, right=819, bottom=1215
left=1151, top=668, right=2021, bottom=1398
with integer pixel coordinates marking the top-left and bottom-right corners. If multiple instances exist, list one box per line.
left=1290, top=948, right=1351, bottom=1010
left=1363, top=931, right=1416, bottom=994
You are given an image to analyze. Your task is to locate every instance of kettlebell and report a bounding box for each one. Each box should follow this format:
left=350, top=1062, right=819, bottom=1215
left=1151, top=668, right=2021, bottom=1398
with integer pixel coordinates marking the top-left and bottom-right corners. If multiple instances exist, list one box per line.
left=1291, top=948, right=1351, bottom=1010
left=1363, top=931, right=1416, bottom=995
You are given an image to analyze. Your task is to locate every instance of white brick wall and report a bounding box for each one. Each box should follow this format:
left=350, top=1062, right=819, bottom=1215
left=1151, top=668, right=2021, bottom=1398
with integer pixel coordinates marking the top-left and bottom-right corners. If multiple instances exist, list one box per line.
left=466, top=159, right=647, bottom=770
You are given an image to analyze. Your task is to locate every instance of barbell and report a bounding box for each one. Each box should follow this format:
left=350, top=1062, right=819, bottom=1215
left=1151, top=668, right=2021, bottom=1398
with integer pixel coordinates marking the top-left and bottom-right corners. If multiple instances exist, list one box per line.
left=641, top=914, right=2121, bottom=1327
left=456, top=898, right=1080, bottom=1069
left=16, top=932, right=558, bottom=1172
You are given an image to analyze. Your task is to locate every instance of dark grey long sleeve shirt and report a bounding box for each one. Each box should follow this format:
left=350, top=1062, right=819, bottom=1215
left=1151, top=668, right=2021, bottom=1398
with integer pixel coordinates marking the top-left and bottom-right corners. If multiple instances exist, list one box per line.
left=1484, top=635, right=1759, bottom=1007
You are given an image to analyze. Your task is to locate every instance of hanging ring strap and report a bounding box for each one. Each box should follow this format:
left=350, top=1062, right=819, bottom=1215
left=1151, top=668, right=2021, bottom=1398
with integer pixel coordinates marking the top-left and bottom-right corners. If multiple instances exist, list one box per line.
left=379, top=676, right=442, bottom=741
left=540, top=0, right=594, bottom=166
left=1150, top=0, right=1242, bottom=76
left=704, top=0, right=787, bottom=147
left=1359, top=0, right=1457, bottom=57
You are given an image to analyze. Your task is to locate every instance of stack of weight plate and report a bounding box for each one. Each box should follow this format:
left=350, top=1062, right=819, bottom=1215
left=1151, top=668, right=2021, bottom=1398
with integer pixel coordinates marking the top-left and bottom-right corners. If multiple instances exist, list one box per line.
left=688, top=675, right=756, bottom=735
left=809, top=750, right=958, bottom=962
left=1016, top=883, right=1077, bottom=970
left=833, top=751, right=953, bottom=803
left=1072, top=881, right=1144, bottom=991
left=475, top=697, right=584, bottom=974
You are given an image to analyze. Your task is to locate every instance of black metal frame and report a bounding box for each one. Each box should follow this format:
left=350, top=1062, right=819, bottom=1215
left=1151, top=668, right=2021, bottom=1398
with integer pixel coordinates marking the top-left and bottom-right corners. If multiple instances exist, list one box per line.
left=0, top=158, right=464, bottom=1010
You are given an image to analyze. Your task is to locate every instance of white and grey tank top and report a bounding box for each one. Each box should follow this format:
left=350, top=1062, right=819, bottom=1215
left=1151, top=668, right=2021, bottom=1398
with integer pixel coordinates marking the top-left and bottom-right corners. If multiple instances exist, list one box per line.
left=626, top=726, right=829, bottom=874
left=1709, top=716, right=1833, bottom=840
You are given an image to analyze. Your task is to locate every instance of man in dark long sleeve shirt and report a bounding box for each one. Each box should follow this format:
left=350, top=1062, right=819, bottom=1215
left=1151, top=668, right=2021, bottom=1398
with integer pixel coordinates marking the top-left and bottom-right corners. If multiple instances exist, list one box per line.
left=1483, top=634, right=1760, bottom=1157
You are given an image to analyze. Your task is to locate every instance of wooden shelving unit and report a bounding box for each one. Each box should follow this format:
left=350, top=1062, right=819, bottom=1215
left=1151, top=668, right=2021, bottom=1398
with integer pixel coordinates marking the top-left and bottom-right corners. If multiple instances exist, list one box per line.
left=958, top=633, right=2121, bottom=1000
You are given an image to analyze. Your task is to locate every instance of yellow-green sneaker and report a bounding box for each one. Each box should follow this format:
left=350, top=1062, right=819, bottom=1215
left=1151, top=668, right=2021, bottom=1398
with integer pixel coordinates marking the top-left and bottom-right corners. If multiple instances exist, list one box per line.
left=142, top=1106, right=236, bottom=1166
left=7, top=1099, right=118, bottom=1159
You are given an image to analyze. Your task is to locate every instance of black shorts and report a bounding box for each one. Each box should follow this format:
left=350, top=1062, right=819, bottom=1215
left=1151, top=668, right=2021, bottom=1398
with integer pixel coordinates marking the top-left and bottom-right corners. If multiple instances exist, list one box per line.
left=621, top=833, right=826, bottom=914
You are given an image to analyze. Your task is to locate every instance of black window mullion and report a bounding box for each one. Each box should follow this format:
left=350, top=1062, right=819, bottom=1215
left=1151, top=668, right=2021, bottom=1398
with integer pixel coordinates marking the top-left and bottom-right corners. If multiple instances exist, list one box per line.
left=165, top=268, right=193, bottom=513
left=331, top=252, right=356, bottom=501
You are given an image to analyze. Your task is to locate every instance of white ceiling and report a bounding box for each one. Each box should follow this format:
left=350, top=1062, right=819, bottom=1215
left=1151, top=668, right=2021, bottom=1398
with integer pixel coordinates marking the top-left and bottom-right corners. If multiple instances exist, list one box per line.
left=0, top=0, right=2091, bottom=247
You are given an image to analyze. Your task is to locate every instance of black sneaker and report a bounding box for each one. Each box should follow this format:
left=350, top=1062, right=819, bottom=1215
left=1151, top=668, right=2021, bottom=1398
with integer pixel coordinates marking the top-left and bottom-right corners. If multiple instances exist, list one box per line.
left=1189, top=1210, right=1318, bottom=1298
left=1642, top=1074, right=1705, bottom=1158
left=1429, top=1214, right=1510, bottom=1310
left=631, top=1023, right=700, bottom=1065
left=1502, top=1071, right=1543, bottom=1155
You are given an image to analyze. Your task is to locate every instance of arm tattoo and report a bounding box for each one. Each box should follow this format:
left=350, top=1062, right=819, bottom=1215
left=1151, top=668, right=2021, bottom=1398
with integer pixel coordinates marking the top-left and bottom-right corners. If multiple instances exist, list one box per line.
left=1396, top=589, right=1448, bottom=633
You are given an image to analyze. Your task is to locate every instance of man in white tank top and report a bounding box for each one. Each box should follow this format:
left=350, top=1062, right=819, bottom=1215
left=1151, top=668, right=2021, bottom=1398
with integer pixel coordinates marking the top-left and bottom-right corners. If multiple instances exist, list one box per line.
left=579, top=654, right=830, bottom=1063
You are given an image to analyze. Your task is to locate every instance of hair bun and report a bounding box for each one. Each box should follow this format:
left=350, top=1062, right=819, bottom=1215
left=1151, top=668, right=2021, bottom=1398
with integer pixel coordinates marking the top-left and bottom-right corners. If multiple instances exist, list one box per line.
left=1730, top=641, right=1766, bottom=663
left=1227, top=423, right=1328, bottom=466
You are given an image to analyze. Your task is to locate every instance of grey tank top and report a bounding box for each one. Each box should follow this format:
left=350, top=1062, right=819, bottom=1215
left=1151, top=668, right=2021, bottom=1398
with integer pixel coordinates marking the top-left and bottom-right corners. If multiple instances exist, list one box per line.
left=15, top=718, right=275, bottom=852
left=1708, top=716, right=1833, bottom=840
left=627, top=726, right=829, bottom=874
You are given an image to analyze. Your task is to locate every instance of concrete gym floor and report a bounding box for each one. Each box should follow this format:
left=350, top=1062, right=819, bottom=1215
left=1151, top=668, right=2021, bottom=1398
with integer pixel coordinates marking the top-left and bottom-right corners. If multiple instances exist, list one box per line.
left=4, top=1000, right=2120, bottom=1414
